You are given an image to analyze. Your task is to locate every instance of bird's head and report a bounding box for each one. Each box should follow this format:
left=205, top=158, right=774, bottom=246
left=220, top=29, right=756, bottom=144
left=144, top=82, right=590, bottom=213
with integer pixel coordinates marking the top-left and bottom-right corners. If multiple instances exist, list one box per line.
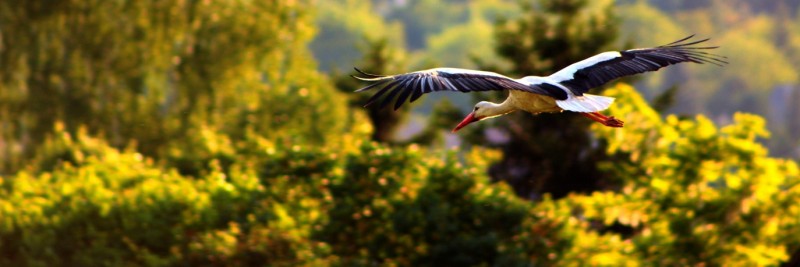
left=452, top=101, right=496, bottom=133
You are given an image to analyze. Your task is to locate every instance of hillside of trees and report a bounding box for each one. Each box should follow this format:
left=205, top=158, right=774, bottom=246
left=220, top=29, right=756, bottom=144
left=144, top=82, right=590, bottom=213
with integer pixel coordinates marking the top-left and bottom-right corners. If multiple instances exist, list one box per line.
left=1, top=0, right=800, bottom=266
left=312, top=0, right=800, bottom=159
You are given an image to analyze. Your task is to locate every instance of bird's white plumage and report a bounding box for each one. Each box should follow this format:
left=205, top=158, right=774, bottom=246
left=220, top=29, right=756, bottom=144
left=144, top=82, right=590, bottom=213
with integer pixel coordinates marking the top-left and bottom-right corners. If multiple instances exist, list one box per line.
left=548, top=51, right=622, bottom=82
left=556, top=94, right=615, bottom=112
left=516, top=76, right=549, bottom=86
left=515, top=77, right=614, bottom=113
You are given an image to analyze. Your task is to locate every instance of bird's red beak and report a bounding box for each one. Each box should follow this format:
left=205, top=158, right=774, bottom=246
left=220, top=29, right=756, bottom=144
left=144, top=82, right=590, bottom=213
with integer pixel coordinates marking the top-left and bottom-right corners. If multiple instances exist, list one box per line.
left=452, top=112, right=480, bottom=133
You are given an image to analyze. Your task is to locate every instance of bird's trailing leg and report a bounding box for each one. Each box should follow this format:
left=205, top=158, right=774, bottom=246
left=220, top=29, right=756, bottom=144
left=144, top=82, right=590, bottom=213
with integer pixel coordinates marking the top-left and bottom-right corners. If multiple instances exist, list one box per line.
left=581, top=112, right=624, bottom=128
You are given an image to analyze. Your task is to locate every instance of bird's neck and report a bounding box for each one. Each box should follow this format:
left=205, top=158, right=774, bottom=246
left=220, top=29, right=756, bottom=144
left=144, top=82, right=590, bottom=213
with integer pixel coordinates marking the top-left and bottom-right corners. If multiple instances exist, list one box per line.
left=482, top=98, right=517, bottom=118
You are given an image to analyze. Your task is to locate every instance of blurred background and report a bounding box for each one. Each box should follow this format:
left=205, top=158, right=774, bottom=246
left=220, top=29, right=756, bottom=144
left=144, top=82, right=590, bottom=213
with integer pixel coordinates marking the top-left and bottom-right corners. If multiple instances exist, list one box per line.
left=1, top=0, right=800, bottom=266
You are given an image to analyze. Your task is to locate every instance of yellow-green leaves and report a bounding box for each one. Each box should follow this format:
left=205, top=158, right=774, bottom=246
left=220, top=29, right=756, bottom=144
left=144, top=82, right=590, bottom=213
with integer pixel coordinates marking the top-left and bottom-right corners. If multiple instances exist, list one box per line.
left=574, top=83, right=800, bottom=266
left=0, top=0, right=352, bottom=173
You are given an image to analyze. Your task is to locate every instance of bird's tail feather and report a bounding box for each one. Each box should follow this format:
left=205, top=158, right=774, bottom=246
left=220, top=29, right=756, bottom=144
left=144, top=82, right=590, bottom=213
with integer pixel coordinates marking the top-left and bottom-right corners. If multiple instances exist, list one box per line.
left=556, top=94, right=615, bottom=112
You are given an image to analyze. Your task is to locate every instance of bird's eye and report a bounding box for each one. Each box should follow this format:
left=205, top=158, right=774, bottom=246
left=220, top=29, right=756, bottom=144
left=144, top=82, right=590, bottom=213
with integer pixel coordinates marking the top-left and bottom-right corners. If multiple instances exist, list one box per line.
left=474, top=107, right=479, bottom=111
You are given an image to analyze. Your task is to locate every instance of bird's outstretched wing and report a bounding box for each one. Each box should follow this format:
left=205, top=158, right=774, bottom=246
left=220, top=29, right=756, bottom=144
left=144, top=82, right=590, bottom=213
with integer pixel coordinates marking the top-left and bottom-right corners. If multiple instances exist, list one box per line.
left=549, top=35, right=727, bottom=96
left=352, top=68, right=566, bottom=110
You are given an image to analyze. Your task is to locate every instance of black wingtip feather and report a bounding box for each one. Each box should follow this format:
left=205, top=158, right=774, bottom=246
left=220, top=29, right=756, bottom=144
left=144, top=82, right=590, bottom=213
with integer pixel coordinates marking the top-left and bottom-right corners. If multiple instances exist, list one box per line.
left=662, top=34, right=695, bottom=46
left=669, top=38, right=710, bottom=48
left=354, top=80, right=387, bottom=92
left=409, top=78, right=425, bottom=103
left=409, top=88, right=424, bottom=103
left=364, top=80, right=401, bottom=107
left=376, top=78, right=413, bottom=109
left=353, top=67, right=383, bottom=78
left=394, top=90, right=412, bottom=110
left=394, top=78, right=420, bottom=110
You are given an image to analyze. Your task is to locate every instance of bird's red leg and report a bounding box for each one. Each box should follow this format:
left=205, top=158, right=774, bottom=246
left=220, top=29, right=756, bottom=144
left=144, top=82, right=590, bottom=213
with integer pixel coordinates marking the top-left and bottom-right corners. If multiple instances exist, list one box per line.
left=581, top=112, right=605, bottom=124
left=581, top=112, right=624, bottom=128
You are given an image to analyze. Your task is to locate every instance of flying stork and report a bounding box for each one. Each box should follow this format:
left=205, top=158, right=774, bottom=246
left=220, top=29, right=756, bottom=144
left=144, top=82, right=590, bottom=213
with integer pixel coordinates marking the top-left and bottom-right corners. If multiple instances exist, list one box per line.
left=352, top=35, right=726, bottom=132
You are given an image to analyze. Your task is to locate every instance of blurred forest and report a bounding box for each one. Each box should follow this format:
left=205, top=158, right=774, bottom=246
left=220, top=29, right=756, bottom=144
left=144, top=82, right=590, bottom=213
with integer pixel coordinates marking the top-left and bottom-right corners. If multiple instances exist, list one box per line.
left=314, top=0, right=800, bottom=159
left=1, top=0, right=800, bottom=266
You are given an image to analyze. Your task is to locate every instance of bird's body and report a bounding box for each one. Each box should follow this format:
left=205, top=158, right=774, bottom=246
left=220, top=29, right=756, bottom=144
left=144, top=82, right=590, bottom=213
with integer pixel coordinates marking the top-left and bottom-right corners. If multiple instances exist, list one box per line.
left=353, top=35, right=726, bottom=132
left=508, top=90, right=560, bottom=115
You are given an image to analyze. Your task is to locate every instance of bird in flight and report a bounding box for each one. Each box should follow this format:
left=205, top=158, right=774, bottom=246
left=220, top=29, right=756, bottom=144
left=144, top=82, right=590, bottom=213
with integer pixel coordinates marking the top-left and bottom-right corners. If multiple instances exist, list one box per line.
left=352, top=35, right=726, bottom=132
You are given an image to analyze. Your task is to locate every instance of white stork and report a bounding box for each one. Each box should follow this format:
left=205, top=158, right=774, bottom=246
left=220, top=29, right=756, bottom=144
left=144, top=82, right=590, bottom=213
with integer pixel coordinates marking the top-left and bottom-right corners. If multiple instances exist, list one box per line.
left=353, top=35, right=726, bottom=132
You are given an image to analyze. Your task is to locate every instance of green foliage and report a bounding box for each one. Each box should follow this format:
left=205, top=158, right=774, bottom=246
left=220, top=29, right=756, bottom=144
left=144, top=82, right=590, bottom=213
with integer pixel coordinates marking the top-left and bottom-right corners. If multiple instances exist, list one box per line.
left=317, top=145, right=529, bottom=266
left=585, top=84, right=800, bottom=266
left=704, top=30, right=797, bottom=95
left=404, top=100, right=466, bottom=145
left=3, top=1, right=800, bottom=266
left=613, top=1, right=800, bottom=158
left=424, top=0, right=520, bottom=69
left=386, top=0, right=473, bottom=50
left=310, top=0, right=406, bottom=72
left=618, top=2, right=687, bottom=46
left=616, top=2, right=686, bottom=99
left=492, top=0, right=618, bottom=75
left=682, top=19, right=798, bottom=117
left=5, top=84, right=798, bottom=266
left=476, top=84, right=800, bottom=266
left=0, top=126, right=337, bottom=266
left=0, top=0, right=350, bottom=173
left=0, top=122, right=539, bottom=266
left=426, top=12, right=499, bottom=69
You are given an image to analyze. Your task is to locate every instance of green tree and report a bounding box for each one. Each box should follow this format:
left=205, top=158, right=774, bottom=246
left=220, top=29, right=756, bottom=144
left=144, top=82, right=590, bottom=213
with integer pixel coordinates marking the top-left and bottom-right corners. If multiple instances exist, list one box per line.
left=5, top=83, right=799, bottom=266
left=588, top=84, right=800, bottom=265
left=403, top=99, right=466, bottom=146
left=0, top=125, right=341, bottom=266
left=310, top=0, right=405, bottom=72
left=477, top=0, right=621, bottom=198
left=0, top=0, right=350, bottom=174
left=498, top=83, right=800, bottom=266
left=425, top=13, right=498, bottom=69
left=698, top=29, right=797, bottom=114
left=386, top=0, right=472, bottom=50
left=424, top=0, right=521, bottom=69
left=616, top=1, right=687, bottom=100
left=0, top=121, right=539, bottom=266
